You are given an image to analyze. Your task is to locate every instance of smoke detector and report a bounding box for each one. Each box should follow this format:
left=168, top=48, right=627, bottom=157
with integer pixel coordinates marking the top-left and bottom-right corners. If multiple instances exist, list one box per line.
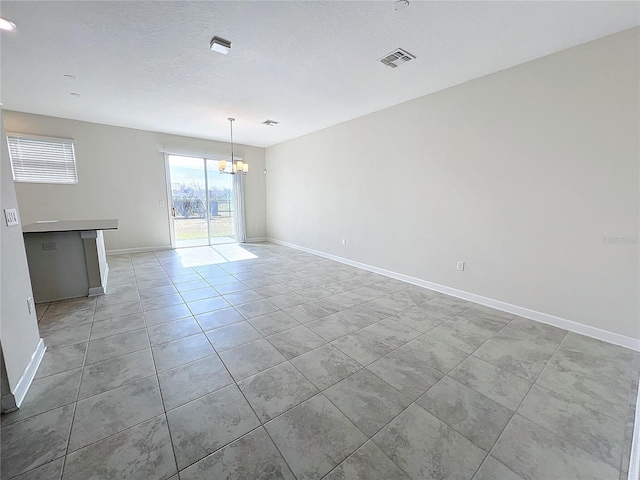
left=379, top=48, right=416, bottom=68
left=262, top=119, right=280, bottom=126
left=210, top=36, right=231, bottom=55
left=394, top=0, right=410, bottom=11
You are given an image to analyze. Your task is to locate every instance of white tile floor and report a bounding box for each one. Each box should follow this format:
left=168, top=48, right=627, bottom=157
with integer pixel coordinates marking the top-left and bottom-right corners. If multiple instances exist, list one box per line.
left=1, top=242, right=638, bottom=479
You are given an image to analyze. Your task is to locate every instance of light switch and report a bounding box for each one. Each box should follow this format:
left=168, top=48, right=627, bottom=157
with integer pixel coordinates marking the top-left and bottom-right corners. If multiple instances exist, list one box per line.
left=4, top=208, right=19, bottom=226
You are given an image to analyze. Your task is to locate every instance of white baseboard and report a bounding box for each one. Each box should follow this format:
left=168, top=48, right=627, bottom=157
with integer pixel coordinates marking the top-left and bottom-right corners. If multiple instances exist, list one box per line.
left=88, top=286, right=105, bottom=296
left=12, top=338, right=46, bottom=408
left=246, top=237, right=267, bottom=243
left=630, top=380, right=640, bottom=480
left=268, top=237, right=640, bottom=352
left=106, top=245, right=172, bottom=255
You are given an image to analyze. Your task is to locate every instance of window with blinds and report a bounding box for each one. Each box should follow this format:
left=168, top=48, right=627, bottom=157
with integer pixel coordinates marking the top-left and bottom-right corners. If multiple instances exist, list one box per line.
left=7, top=134, right=78, bottom=184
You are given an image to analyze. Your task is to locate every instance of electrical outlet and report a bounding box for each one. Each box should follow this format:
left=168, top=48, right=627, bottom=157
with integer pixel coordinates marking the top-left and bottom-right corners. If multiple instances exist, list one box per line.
left=457, top=261, right=465, bottom=271
left=4, top=208, right=19, bottom=226
left=27, top=297, right=34, bottom=315
left=42, top=242, right=57, bottom=251
left=342, top=239, right=347, bottom=246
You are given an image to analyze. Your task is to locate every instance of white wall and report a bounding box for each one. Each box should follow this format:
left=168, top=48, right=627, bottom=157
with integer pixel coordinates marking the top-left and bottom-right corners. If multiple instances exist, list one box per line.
left=0, top=111, right=41, bottom=393
left=266, top=28, right=640, bottom=341
left=3, top=112, right=267, bottom=251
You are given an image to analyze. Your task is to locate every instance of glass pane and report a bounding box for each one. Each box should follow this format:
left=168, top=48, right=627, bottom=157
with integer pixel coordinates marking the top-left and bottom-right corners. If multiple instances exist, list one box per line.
left=169, top=155, right=209, bottom=248
left=206, top=160, right=234, bottom=244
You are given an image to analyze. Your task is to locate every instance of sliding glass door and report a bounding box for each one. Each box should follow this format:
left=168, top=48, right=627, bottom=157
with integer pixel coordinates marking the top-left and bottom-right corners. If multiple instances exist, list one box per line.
left=167, top=155, right=234, bottom=248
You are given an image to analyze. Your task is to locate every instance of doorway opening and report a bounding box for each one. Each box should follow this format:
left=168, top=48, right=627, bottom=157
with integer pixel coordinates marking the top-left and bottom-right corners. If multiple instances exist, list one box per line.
left=166, top=154, right=234, bottom=248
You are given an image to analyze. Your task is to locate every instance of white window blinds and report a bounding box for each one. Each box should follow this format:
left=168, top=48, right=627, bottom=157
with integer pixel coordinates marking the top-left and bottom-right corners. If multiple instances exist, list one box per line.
left=7, top=134, right=78, bottom=184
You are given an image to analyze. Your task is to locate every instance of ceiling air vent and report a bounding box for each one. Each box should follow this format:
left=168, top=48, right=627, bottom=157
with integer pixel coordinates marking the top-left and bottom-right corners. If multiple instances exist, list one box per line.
left=379, top=48, right=416, bottom=68
left=262, top=119, right=280, bottom=126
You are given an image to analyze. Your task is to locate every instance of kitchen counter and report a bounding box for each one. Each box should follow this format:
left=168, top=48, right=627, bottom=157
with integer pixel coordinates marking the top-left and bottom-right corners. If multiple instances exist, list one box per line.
left=23, top=219, right=118, bottom=302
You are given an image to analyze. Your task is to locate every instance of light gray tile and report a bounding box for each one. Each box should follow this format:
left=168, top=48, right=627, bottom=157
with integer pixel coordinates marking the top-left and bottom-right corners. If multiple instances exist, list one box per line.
left=69, top=376, right=164, bottom=451
left=223, top=289, right=264, bottom=306
left=137, top=284, right=178, bottom=300
left=325, top=441, right=410, bottom=480
left=152, top=333, right=214, bottom=372
left=331, top=330, right=395, bottom=366
left=174, top=279, right=210, bottom=292
left=39, top=309, right=95, bottom=333
left=45, top=297, right=96, bottom=316
left=508, top=316, right=568, bottom=343
left=449, top=356, right=532, bottom=410
left=291, top=344, right=362, bottom=390
left=41, top=323, right=92, bottom=350
left=518, top=385, right=625, bottom=467
left=213, top=281, right=251, bottom=295
left=473, top=456, right=524, bottom=480
left=1, top=369, right=81, bottom=426
left=94, top=301, right=142, bottom=321
left=158, top=354, right=233, bottom=411
left=235, top=298, right=280, bottom=319
left=35, top=343, right=86, bottom=379
left=249, top=310, right=301, bottom=336
left=372, top=403, right=485, bottom=480
left=96, top=290, right=140, bottom=308
left=269, top=292, right=308, bottom=309
left=196, top=306, right=245, bottom=330
left=144, top=303, right=192, bottom=326
left=0, top=405, right=73, bottom=479
left=537, top=347, right=631, bottom=415
left=179, top=427, right=295, bottom=480
left=363, top=318, right=422, bottom=348
left=167, top=384, right=260, bottom=470
left=325, top=369, right=411, bottom=437
left=393, top=305, right=445, bottom=332
left=89, top=313, right=146, bottom=340
left=238, top=362, right=318, bottom=422
left=85, top=328, right=149, bottom=365
left=186, top=296, right=230, bottom=315
left=205, top=321, right=262, bottom=351
left=295, top=286, right=333, bottom=301
left=267, top=325, right=327, bottom=359
left=474, top=326, right=558, bottom=381
left=417, top=376, right=513, bottom=451
left=147, top=316, right=201, bottom=346
left=466, top=304, right=515, bottom=323
left=137, top=277, right=173, bottom=290
left=337, top=304, right=392, bottom=328
left=219, top=338, right=287, bottom=380
left=427, top=315, right=505, bottom=354
left=306, top=314, right=360, bottom=342
left=493, top=415, right=619, bottom=480
left=265, top=394, right=367, bottom=480
left=78, top=348, right=156, bottom=399
left=367, top=350, right=443, bottom=400
left=63, top=414, right=177, bottom=480
left=11, top=457, right=64, bottom=480
left=141, top=293, right=184, bottom=311
left=179, top=286, right=219, bottom=303
left=284, top=302, right=335, bottom=323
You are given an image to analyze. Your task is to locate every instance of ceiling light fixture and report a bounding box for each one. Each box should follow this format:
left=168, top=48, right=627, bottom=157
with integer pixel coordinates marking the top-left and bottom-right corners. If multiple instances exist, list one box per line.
left=218, top=118, right=248, bottom=175
left=0, top=17, right=17, bottom=31
left=210, top=36, right=231, bottom=55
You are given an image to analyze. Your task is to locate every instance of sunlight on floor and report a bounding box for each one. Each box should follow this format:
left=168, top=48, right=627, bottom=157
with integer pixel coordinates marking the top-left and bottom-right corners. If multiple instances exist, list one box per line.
left=158, top=244, right=259, bottom=268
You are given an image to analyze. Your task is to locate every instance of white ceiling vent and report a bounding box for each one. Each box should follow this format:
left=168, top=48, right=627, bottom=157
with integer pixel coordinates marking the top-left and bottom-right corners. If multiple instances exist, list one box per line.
left=262, top=119, right=280, bottom=126
left=379, top=48, right=416, bottom=68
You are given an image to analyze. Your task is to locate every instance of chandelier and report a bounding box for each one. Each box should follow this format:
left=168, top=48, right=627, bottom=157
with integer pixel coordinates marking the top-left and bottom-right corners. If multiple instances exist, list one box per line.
left=218, top=117, right=248, bottom=175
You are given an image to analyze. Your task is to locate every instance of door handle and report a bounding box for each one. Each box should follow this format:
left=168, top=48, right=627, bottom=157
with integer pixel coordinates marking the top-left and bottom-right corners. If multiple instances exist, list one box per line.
left=171, top=206, right=176, bottom=218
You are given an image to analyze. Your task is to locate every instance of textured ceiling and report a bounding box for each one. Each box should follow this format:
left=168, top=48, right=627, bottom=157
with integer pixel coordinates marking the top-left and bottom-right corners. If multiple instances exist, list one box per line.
left=1, top=1, right=638, bottom=147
